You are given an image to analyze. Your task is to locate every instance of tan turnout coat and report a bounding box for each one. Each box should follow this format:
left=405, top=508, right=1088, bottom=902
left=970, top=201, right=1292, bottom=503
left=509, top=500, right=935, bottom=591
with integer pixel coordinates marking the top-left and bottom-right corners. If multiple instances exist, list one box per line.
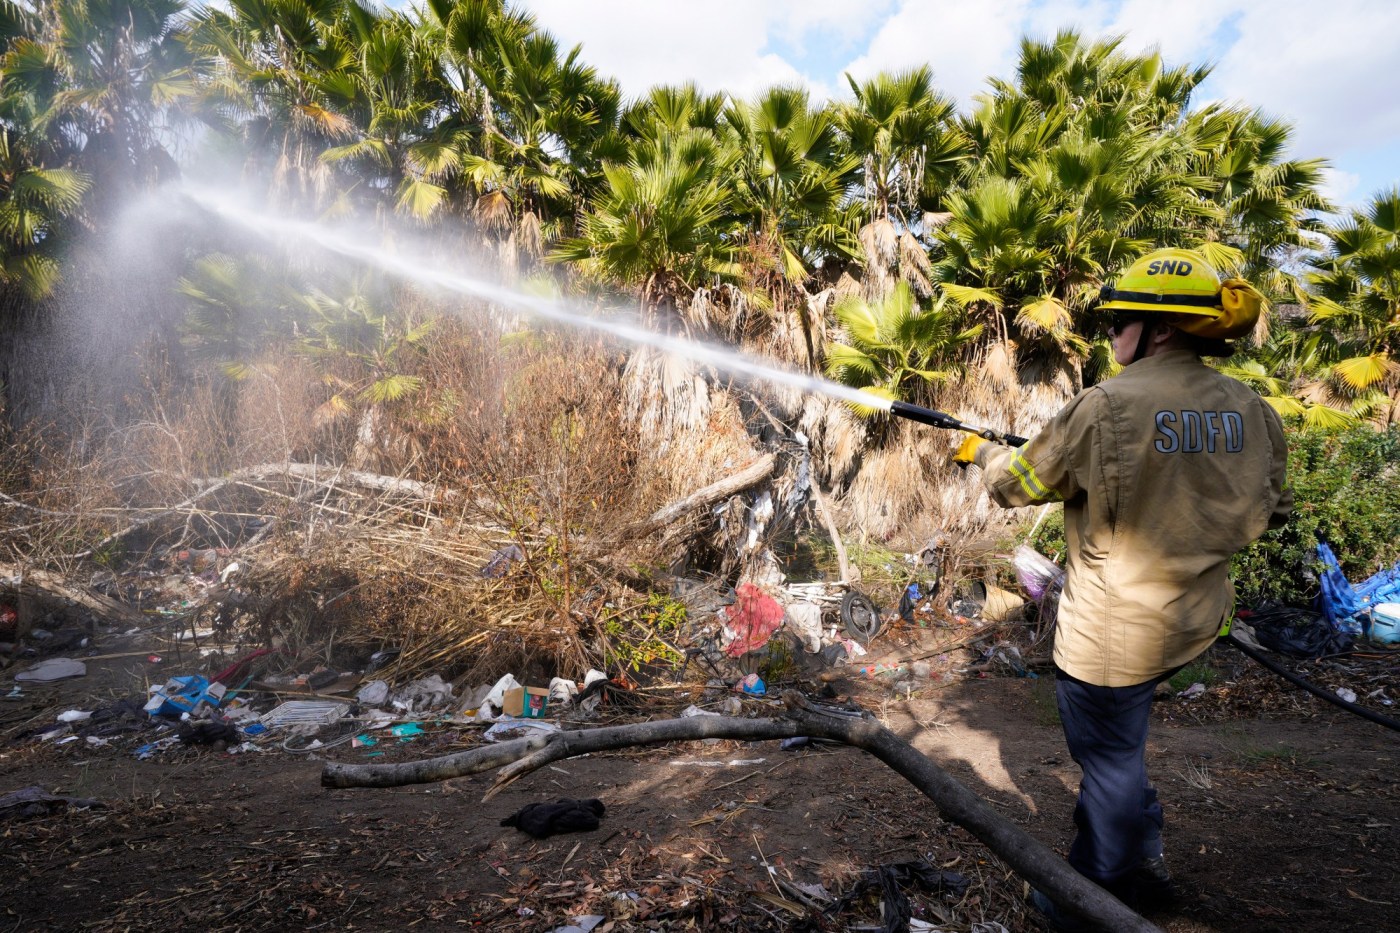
left=974, top=350, right=1292, bottom=687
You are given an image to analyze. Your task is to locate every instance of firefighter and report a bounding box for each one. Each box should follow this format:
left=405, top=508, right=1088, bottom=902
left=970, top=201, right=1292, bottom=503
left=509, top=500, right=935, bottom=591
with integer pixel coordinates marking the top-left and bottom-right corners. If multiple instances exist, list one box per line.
left=953, top=248, right=1293, bottom=928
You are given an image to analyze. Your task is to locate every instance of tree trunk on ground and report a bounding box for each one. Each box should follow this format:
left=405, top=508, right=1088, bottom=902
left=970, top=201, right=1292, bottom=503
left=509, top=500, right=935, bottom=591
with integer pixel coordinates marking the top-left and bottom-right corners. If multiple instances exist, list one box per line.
left=322, top=692, right=1159, bottom=933
left=0, top=563, right=146, bottom=629
left=625, top=453, right=775, bottom=540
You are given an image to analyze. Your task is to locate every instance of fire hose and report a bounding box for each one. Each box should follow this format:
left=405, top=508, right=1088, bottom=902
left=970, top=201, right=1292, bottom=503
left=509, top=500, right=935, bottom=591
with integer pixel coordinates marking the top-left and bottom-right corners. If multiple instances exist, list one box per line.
left=886, top=401, right=1400, bottom=734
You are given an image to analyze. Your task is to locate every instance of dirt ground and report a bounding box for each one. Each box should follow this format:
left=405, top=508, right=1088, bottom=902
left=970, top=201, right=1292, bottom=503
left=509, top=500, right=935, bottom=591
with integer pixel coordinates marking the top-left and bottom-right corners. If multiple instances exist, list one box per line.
left=1, top=630, right=1397, bottom=933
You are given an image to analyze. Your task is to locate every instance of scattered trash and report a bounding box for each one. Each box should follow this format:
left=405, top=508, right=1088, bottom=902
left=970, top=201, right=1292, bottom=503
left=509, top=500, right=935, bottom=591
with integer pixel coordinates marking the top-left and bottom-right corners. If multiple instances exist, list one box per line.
left=258, top=700, right=350, bottom=729
left=15, top=657, right=87, bottom=682
left=57, top=710, right=93, bottom=723
left=366, top=648, right=401, bottom=673
left=1238, top=605, right=1353, bottom=658
left=547, top=915, right=605, bottom=933
left=735, top=673, right=765, bottom=695
left=479, top=544, right=525, bottom=578
left=478, top=673, right=523, bottom=719
left=144, top=676, right=226, bottom=717
left=3, top=686, right=21, bottom=699
left=242, top=723, right=268, bottom=737
left=668, top=758, right=765, bottom=767
left=390, top=674, right=454, bottom=713
left=306, top=668, right=341, bottom=690
left=1336, top=687, right=1358, bottom=704
left=548, top=677, right=579, bottom=704
left=352, top=734, right=378, bottom=748
left=178, top=719, right=240, bottom=746
left=357, top=679, right=390, bottom=706
left=1012, top=545, right=1064, bottom=600
left=500, top=798, right=605, bottom=838
left=780, top=737, right=813, bottom=750
left=828, top=860, right=970, bottom=933
left=484, top=718, right=560, bottom=742
left=0, top=786, right=103, bottom=821
left=682, top=705, right=721, bottom=718
left=134, top=737, right=180, bottom=760
left=1177, top=683, right=1206, bottom=699
left=859, top=662, right=905, bottom=678
left=147, top=655, right=162, bottom=663
left=722, top=583, right=785, bottom=657
left=390, top=722, right=424, bottom=740
left=784, top=601, right=823, bottom=653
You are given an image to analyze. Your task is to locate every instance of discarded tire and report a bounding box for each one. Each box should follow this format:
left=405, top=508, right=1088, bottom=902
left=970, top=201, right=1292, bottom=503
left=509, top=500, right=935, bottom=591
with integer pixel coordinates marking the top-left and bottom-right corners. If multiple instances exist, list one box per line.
left=840, top=590, right=882, bottom=643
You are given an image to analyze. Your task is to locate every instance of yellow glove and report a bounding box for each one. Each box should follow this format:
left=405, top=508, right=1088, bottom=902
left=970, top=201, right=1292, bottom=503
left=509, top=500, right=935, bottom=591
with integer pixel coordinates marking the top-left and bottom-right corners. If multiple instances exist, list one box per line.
left=952, top=433, right=987, bottom=466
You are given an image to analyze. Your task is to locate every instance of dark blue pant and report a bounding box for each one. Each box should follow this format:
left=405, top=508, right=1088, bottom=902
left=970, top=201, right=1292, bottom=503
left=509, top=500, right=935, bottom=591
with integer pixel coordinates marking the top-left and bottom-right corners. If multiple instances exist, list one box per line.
left=1055, top=671, right=1165, bottom=885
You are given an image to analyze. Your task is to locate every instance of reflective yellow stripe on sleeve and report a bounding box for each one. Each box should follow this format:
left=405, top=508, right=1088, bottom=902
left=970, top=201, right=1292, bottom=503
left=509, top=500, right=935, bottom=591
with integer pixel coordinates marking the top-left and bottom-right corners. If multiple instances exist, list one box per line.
left=1010, top=449, right=1061, bottom=503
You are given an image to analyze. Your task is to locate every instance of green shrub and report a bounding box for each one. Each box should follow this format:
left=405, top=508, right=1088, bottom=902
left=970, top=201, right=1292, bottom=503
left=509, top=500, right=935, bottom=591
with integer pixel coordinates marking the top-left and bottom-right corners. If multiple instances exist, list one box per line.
left=1231, top=426, right=1400, bottom=606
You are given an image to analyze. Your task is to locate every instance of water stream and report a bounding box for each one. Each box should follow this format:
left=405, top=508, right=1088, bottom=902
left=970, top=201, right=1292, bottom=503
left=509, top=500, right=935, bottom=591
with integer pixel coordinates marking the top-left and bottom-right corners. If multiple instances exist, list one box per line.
left=177, top=185, right=894, bottom=414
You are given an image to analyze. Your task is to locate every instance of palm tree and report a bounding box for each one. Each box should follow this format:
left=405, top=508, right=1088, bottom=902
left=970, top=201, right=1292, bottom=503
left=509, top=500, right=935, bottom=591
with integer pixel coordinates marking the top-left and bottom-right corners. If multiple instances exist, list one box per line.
left=1298, top=187, right=1400, bottom=423
left=723, top=85, right=859, bottom=285
left=295, top=275, right=433, bottom=468
left=836, top=67, right=967, bottom=298
left=550, top=127, right=739, bottom=322
left=720, top=85, right=859, bottom=365
left=12, top=0, right=196, bottom=215
left=0, top=126, right=88, bottom=305
left=188, top=0, right=362, bottom=207
left=824, top=280, right=981, bottom=404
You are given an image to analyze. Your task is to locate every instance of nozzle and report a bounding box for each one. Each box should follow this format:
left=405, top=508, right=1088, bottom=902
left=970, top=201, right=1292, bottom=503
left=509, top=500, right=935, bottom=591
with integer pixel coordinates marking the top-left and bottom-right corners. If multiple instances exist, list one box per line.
left=888, top=400, right=1028, bottom=447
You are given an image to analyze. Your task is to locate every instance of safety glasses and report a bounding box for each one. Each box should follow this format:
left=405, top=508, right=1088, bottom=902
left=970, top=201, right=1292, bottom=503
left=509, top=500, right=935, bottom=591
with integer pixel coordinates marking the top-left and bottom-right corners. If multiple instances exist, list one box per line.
left=1105, top=312, right=1148, bottom=337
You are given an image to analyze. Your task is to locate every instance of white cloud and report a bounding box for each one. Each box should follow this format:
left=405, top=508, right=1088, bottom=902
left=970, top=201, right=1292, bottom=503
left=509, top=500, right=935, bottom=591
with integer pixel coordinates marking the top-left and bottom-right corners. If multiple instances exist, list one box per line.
left=505, top=0, right=1399, bottom=197
left=1207, top=0, right=1400, bottom=160
left=841, top=0, right=1031, bottom=107
left=1318, top=167, right=1362, bottom=207
left=515, top=0, right=881, bottom=101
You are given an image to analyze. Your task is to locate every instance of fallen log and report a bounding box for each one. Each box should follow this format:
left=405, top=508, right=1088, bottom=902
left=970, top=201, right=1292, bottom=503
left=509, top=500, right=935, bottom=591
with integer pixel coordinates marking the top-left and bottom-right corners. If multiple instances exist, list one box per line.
left=627, top=453, right=776, bottom=539
left=322, top=692, right=1159, bottom=932
left=0, top=562, right=145, bottom=627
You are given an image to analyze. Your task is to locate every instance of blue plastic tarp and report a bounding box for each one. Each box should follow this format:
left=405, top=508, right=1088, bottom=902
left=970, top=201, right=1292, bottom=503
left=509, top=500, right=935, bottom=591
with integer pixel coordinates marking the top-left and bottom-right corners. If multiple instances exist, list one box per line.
left=1317, top=542, right=1364, bottom=634
left=1354, top=561, right=1400, bottom=607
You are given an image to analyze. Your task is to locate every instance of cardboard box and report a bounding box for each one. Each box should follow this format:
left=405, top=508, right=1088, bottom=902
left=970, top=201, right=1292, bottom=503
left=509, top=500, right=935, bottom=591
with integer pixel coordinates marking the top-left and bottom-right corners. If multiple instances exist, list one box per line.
left=143, top=676, right=227, bottom=717
left=522, top=686, right=549, bottom=718
left=501, top=685, right=550, bottom=718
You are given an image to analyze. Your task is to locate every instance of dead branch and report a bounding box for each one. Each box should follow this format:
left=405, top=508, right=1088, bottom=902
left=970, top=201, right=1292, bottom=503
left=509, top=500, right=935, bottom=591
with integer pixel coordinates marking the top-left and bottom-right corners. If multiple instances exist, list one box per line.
left=321, top=693, right=1159, bottom=932
left=810, top=479, right=856, bottom=584
left=63, top=462, right=454, bottom=560
left=627, top=453, right=776, bottom=539
left=0, top=562, right=145, bottom=627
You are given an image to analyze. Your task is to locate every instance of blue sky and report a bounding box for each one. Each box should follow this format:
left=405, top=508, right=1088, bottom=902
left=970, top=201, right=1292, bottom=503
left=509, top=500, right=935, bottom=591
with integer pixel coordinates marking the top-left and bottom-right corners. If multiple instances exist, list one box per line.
left=515, top=0, right=1400, bottom=210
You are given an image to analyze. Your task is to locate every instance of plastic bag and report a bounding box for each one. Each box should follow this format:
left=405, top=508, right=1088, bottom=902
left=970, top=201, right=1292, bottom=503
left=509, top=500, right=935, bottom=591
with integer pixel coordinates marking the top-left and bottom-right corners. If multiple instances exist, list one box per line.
left=1012, top=546, right=1064, bottom=601
left=1239, top=605, right=1353, bottom=659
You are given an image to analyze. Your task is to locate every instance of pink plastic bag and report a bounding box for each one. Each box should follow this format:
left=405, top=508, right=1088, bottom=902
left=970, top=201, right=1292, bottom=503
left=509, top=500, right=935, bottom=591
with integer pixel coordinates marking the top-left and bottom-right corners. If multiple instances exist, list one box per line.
left=723, top=584, right=785, bottom=657
left=1013, top=546, right=1064, bottom=601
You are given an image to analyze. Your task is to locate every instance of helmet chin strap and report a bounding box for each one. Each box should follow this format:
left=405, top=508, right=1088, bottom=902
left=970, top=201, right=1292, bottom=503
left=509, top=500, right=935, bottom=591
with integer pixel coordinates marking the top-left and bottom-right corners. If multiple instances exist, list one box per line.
left=1130, top=319, right=1156, bottom=363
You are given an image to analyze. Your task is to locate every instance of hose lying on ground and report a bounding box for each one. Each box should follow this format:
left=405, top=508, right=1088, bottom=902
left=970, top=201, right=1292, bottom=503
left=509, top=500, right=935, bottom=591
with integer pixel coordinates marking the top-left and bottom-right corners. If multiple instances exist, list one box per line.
left=1224, top=632, right=1400, bottom=733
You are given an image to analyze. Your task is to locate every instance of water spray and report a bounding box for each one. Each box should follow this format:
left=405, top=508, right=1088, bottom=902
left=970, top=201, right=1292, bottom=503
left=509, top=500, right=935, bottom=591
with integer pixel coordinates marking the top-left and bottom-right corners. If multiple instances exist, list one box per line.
left=176, top=185, right=1025, bottom=446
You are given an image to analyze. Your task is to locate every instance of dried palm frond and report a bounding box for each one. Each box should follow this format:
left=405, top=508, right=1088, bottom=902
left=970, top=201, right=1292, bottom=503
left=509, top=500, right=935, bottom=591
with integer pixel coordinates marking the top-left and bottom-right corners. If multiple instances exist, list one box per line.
left=474, top=189, right=513, bottom=231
